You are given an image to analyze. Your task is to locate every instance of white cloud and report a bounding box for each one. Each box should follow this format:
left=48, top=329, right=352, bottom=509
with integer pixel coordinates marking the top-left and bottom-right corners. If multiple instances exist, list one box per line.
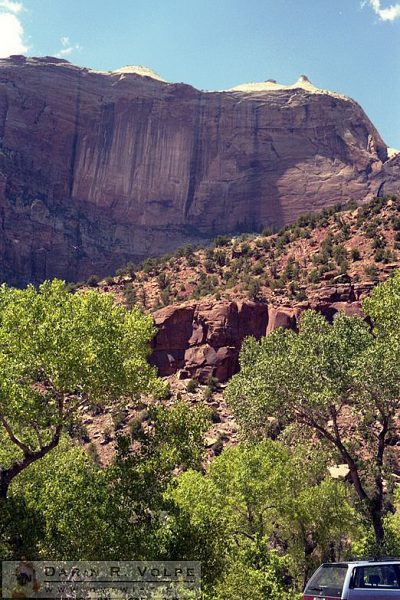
left=55, top=36, right=81, bottom=58
left=0, top=10, right=27, bottom=57
left=0, top=0, right=23, bottom=14
left=366, top=0, right=400, bottom=21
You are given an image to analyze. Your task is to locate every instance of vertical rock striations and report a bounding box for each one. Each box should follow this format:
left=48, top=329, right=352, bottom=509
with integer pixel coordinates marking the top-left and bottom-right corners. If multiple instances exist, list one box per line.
left=0, top=56, right=393, bottom=285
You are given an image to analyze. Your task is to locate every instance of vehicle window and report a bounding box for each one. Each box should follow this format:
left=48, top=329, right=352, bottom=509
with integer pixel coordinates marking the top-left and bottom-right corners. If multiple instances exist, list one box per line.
left=305, top=564, right=347, bottom=598
left=353, top=565, right=400, bottom=589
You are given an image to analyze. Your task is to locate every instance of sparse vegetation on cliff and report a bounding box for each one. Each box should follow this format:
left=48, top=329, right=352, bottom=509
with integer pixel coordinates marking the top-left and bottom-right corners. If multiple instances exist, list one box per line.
left=103, top=196, right=399, bottom=311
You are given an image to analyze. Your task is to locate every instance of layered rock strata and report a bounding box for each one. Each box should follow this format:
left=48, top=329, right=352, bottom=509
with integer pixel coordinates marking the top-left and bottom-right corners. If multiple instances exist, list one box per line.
left=0, top=56, right=394, bottom=285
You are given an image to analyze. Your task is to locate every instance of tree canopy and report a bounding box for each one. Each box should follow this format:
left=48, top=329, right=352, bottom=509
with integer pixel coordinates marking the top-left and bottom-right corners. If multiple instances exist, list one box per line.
left=5, top=399, right=210, bottom=561
left=169, top=440, right=356, bottom=596
left=0, top=279, right=164, bottom=497
left=226, top=271, right=400, bottom=548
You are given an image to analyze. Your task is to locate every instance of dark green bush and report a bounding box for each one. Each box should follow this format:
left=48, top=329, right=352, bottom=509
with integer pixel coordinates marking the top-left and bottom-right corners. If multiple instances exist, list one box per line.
left=86, top=274, right=99, bottom=287
left=186, top=379, right=199, bottom=393
left=214, top=235, right=231, bottom=247
left=351, top=248, right=361, bottom=261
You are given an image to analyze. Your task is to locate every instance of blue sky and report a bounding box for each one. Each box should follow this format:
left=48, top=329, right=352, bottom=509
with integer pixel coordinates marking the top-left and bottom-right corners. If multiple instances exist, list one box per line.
left=0, top=0, right=399, bottom=148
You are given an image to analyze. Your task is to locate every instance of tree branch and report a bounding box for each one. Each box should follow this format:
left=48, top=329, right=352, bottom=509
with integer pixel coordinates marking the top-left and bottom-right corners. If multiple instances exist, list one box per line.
left=232, top=530, right=256, bottom=542
left=0, top=422, right=63, bottom=498
left=30, top=422, right=44, bottom=450
left=0, top=415, right=32, bottom=455
left=295, top=407, right=369, bottom=504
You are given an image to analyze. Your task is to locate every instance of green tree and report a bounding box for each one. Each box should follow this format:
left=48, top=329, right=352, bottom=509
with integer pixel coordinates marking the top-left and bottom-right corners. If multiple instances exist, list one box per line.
left=227, top=273, right=400, bottom=548
left=12, top=441, right=110, bottom=559
left=211, top=543, right=299, bottom=600
left=0, top=279, right=164, bottom=498
left=6, top=400, right=210, bottom=560
left=169, top=441, right=356, bottom=593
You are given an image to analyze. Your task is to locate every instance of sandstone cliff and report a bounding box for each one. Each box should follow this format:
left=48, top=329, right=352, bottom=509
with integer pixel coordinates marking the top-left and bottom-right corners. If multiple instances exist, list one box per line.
left=92, top=195, right=400, bottom=382
left=0, top=55, right=396, bottom=285
left=150, top=283, right=370, bottom=382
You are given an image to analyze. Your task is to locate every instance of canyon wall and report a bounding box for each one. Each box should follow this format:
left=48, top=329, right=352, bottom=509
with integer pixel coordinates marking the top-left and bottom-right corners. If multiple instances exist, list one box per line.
left=150, top=282, right=372, bottom=382
left=0, top=56, right=395, bottom=285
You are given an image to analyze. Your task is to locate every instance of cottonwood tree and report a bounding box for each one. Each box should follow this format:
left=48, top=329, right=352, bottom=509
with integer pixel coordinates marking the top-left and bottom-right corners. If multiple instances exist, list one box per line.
left=0, top=279, right=164, bottom=498
left=4, top=400, right=210, bottom=560
left=170, top=441, right=355, bottom=596
left=226, top=271, right=400, bottom=549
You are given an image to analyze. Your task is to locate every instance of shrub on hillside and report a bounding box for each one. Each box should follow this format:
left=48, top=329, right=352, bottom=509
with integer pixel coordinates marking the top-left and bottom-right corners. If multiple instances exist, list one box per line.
left=186, top=379, right=199, bottom=393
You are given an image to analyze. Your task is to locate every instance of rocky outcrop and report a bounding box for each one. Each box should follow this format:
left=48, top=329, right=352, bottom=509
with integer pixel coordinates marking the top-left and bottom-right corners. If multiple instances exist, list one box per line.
left=265, top=306, right=301, bottom=334
left=0, top=56, right=393, bottom=285
left=150, top=283, right=373, bottom=382
left=375, top=153, right=400, bottom=198
left=151, top=300, right=268, bottom=382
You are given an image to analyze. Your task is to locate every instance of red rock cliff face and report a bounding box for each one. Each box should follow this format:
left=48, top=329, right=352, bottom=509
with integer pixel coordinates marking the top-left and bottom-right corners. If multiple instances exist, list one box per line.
left=0, top=56, right=391, bottom=285
left=150, top=283, right=372, bottom=382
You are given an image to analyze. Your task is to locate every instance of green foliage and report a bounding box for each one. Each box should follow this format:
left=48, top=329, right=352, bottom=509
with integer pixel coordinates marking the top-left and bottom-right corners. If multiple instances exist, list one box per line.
left=203, top=386, right=213, bottom=400
left=345, top=199, right=358, bottom=211
left=364, top=263, right=379, bottom=281
left=111, top=408, right=126, bottom=430
left=364, top=220, right=379, bottom=238
left=86, top=274, right=100, bottom=287
left=142, top=258, right=158, bottom=274
left=169, top=441, right=355, bottom=592
left=149, top=401, right=211, bottom=472
left=276, top=231, right=291, bottom=250
left=211, top=545, right=300, bottom=600
left=205, top=375, right=219, bottom=392
left=351, top=248, right=361, bottom=261
left=363, top=269, right=400, bottom=337
left=214, top=250, right=226, bottom=267
left=227, top=275, right=400, bottom=547
left=186, top=379, right=199, bottom=393
left=307, top=268, right=320, bottom=284
left=5, top=400, right=210, bottom=561
left=66, top=421, right=90, bottom=443
left=204, top=259, right=214, bottom=273
left=157, top=271, right=170, bottom=290
left=12, top=441, right=110, bottom=558
left=283, top=257, right=300, bottom=281
left=213, top=235, right=230, bottom=248
left=0, top=279, right=165, bottom=497
left=160, top=288, right=171, bottom=306
left=239, top=242, right=251, bottom=255
left=246, top=278, right=261, bottom=300
left=116, top=261, right=137, bottom=278
left=252, top=261, right=264, bottom=275
left=123, top=281, right=137, bottom=307
left=375, top=248, right=396, bottom=263
left=184, top=244, right=194, bottom=257
left=262, top=226, right=273, bottom=237
left=333, top=243, right=348, bottom=265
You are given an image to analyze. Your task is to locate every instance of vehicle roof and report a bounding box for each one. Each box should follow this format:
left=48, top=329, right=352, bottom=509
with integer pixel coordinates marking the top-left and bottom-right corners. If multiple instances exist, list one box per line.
left=321, top=560, right=400, bottom=567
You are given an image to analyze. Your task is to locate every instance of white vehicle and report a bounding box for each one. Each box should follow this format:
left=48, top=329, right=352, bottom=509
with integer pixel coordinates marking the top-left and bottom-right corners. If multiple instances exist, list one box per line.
left=303, top=559, right=400, bottom=599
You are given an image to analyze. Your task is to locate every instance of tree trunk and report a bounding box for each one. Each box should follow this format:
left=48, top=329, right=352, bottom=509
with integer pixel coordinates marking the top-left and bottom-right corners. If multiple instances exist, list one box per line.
left=371, top=509, right=385, bottom=548
left=0, top=471, right=9, bottom=499
left=370, top=415, right=389, bottom=550
left=337, top=447, right=386, bottom=548
left=0, top=455, right=37, bottom=499
left=0, top=425, right=62, bottom=499
left=370, top=494, right=385, bottom=550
